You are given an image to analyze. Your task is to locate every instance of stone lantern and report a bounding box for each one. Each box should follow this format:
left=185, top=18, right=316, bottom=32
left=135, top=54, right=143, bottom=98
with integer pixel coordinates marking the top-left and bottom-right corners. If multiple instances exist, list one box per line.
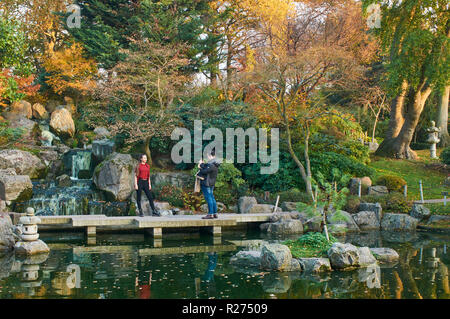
left=426, top=121, right=440, bottom=159
left=14, top=207, right=50, bottom=255
left=18, top=253, right=49, bottom=297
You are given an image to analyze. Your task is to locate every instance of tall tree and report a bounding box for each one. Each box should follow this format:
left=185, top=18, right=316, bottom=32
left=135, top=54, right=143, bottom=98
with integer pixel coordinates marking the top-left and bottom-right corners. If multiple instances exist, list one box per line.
left=366, top=0, right=450, bottom=159
left=436, top=85, right=450, bottom=147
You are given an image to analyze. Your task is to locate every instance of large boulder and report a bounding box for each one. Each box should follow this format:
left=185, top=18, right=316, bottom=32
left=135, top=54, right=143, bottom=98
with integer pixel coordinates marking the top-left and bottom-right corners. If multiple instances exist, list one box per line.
left=263, top=219, right=303, bottom=235
left=369, top=248, right=399, bottom=263
left=7, top=116, right=39, bottom=140
left=358, top=202, right=382, bottom=221
left=0, top=174, right=33, bottom=201
left=200, top=202, right=226, bottom=213
left=0, top=149, right=46, bottom=179
left=367, top=186, right=389, bottom=196
left=50, top=107, right=75, bottom=138
left=298, top=258, right=331, bottom=273
left=260, top=243, right=300, bottom=271
left=238, top=196, right=258, bottom=214
left=357, top=247, right=377, bottom=266
left=327, top=210, right=360, bottom=232
left=93, top=127, right=111, bottom=139
left=230, top=250, right=262, bottom=268
left=303, top=216, right=323, bottom=232
left=14, top=240, right=50, bottom=255
left=409, top=204, right=431, bottom=222
left=246, top=204, right=281, bottom=214
left=280, top=202, right=299, bottom=211
left=352, top=211, right=380, bottom=230
left=10, top=100, right=32, bottom=119
left=93, top=152, right=138, bottom=201
left=381, top=213, right=419, bottom=231
left=269, top=212, right=301, bottom=223
left=32, top=103, right=48, bottom=120
left=0, top=214, right=16, bottom=252
left=327, top=242, right=360, bottom=270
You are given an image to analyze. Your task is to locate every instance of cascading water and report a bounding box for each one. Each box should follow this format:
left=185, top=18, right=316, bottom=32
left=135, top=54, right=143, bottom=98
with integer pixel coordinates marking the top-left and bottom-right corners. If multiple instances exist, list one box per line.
left=71, top=151, right=92, bottom=179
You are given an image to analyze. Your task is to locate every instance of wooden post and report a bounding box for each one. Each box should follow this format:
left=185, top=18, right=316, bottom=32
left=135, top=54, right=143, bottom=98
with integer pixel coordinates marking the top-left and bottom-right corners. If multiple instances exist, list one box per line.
left=419, top=180, right=424, bottom=203
left=358, top=179, right=362, bottom=198
left=403, top=184, right=407, bottom=199
left=273, top=195, right=280, bottom=213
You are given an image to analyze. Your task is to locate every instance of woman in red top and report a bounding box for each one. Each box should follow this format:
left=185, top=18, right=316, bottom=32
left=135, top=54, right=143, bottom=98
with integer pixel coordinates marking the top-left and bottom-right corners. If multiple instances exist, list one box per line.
left=134, top=154, right=160, bottom=217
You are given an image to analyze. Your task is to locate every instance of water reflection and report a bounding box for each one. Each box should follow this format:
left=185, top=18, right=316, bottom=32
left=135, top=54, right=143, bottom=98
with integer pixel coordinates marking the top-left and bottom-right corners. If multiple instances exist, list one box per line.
left=0, top=231, right=448, bottom=299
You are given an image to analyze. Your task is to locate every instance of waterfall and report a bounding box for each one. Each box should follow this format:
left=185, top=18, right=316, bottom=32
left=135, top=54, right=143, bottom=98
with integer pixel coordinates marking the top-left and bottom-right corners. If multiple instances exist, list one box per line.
left=71, top=151, right=92, bottom=179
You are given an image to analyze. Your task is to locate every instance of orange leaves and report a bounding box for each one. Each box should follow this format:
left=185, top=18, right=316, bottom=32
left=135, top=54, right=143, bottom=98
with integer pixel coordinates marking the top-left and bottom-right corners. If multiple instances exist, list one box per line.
left=0, top=69, right=40, bottom=107
left=42, top=42, right=97, bottom=96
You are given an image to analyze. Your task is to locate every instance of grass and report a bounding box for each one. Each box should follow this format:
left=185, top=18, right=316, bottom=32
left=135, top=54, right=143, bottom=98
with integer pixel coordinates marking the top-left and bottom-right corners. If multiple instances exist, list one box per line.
left=369, top=149, right=448, bottom=202
left=283, top=232, right=337, bottom=258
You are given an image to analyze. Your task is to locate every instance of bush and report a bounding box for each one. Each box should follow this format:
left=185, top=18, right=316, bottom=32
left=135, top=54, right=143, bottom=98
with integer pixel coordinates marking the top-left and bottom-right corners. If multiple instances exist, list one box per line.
left=0, top=121, right=25, bottom=147
left=182, top=190, right=205, bottom=211
left=361, top=192, right=412, bottom=214
left=344, top=195, right=361, bottom=214
left=441, top=147, right=450, bottom=165
left=283, top=232, right=337, bottom=258
left=153, top=183, right=184, bottom=208
left=376, top=174, right=407, bottom=192
left=277, top=188, right=313, bottom=204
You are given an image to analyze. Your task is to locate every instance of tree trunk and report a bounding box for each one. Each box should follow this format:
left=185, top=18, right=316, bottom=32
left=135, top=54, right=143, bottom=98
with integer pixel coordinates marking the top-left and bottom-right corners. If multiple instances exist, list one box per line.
left=437, top=85, right=450, bottom=147
left=144, top=136, right=152, bottom=166
left=376, top=84, right=432, bottom=159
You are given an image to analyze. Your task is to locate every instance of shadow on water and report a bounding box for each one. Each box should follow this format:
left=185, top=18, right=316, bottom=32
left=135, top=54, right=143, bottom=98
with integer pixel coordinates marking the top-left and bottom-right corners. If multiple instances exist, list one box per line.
left=0, top=230, right=448, bottom=299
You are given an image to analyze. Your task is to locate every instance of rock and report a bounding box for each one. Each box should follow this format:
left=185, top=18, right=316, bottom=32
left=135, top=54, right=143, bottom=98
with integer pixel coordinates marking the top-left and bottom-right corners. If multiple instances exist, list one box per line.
left=0, top=149, right=46, bottom=179
left=298, top=258, right=331, bottom=273
left=269, top=212, right=301, bottom=223
left=349, top=177, right=372, bottom=195
left=56, top=174, right=72, bottom=187
left=32, top=103, right=48, bottom=120
left=154, top=202, right=171, bottom=211
left=158, top=209, right=173, bottom=217
left=352, top=211, right=380, bottom=230
left=238, top=196, right=257, bottom=214
left=41, top=130, right=59, bottom=146
left=409, top=204, right=430, bottom=221
left=369, top=248, right=399, bottom=263
left=8, top=116, right=39, bottom=140
left=327, top=242, right=360, bottom=270
left=150, top=172, right=192, bottom=189
left=50, top=107, right=75, bottom=138
left=262, top=272, right=293, bottom=294
left=328, top=223, right=348, bottom=235
left=381, top=213, right=419, bottom=231
left=0, top=174, right=33, bottom=201
left=14, top=239, right=50, bottom=255
left=45, top=100, right=61, bottom=113
left=10, top=100, right=32, bottom=119
left=327, top=210, right=360, bottom=232
left=93, top=127, right=111, bottom=139
left=367, top=185, right=389, bottom=196
left=93, top=152, right=138, bottom=201
left=264, top=220, right=303, bottom=235
left=259, top=223, right=270, bottom=232
left=357, top=247, right=377, bottom=266
left=366, top=142, right=379, bottom=152
left=427, top=215, right=450, bottom=224
left=358, top=202, right=382, bottom=221
left=92, top=139, right=115, bottom=162
left=0, top=214, right=16, bottom=252
left=303, top=216, right=323, bottom=232
left=38, top=150, right=59, bottom=165
left=230, top=250, right=262, bottom=268
left=281, top=202, right=299, bottom=211
left=260, top=243, right=295, bottom=271
left=246, top=204, right=281, bottom=214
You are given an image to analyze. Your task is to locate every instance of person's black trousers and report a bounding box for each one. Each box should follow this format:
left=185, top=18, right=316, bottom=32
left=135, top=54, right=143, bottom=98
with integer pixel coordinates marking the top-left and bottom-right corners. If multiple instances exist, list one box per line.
left=136, top=179, right=156, bottom=214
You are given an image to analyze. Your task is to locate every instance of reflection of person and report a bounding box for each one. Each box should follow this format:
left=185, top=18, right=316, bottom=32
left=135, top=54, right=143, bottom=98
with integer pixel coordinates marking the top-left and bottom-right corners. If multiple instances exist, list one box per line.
left=198, top=150, right=220, bottom=219
left=203, top=252, right=218, bottom=297
left=135, top=256, right=152, bottom=299
left=134, top=154, right=160, bottom=217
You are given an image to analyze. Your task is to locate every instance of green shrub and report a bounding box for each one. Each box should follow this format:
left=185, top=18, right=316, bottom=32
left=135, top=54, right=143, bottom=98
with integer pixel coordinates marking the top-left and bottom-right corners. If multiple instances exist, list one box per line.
left=0, top=121, right=25, bottom=147
left=278, top=188, right=313, bottom=204
left=344, top=195, right=361, bottom=214
left=376, top=174, right=407, bottom=192
left=361, top=192, right=412, bottom=214
left=283, top=232, right=337, bottom=258
left=153, top=183, right=184, bottom=208
left=441, top=146, right=450, bottom=165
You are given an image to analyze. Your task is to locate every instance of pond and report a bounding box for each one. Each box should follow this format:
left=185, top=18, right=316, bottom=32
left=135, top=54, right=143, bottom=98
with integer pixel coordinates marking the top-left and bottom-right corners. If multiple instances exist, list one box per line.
left=0, top=230, right=448, bottom=299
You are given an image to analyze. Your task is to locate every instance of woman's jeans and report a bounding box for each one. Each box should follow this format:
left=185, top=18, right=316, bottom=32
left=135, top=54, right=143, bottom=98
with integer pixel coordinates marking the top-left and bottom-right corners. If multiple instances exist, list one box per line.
left=137, top=179, right=156, bottom=213
left=201, top=185, right=217, bottom=215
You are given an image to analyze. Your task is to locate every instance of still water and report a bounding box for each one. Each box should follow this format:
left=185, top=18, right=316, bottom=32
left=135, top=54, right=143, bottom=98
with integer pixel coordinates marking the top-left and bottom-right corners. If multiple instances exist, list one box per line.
left=0, top=230, right=448, bottom=299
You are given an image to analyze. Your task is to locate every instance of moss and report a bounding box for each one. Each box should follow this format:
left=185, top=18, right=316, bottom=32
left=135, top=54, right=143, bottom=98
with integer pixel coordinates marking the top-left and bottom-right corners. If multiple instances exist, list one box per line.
left=283, top=232, right=337, bottom=258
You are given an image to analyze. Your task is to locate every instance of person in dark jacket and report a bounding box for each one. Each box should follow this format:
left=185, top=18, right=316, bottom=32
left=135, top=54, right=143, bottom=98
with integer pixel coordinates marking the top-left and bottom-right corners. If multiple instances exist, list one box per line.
left=198, top=150, right=220, bottom=219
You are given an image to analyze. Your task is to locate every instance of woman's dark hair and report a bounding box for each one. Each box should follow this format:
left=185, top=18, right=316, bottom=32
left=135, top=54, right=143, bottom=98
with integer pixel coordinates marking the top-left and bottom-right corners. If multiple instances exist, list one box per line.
left=140, top=154, right=147, bottom=160
left=210, top=149, right=216, bottom=157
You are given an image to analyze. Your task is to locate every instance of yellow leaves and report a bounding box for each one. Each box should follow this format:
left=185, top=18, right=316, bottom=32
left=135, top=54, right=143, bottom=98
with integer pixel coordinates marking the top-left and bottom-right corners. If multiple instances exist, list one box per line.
left=43, top=42, right=97, bottom=95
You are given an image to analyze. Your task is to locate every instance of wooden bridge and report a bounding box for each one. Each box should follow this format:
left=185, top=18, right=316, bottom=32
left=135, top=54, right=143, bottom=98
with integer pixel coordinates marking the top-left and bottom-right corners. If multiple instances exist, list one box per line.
left=38, top=213, right=275, bottom=238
